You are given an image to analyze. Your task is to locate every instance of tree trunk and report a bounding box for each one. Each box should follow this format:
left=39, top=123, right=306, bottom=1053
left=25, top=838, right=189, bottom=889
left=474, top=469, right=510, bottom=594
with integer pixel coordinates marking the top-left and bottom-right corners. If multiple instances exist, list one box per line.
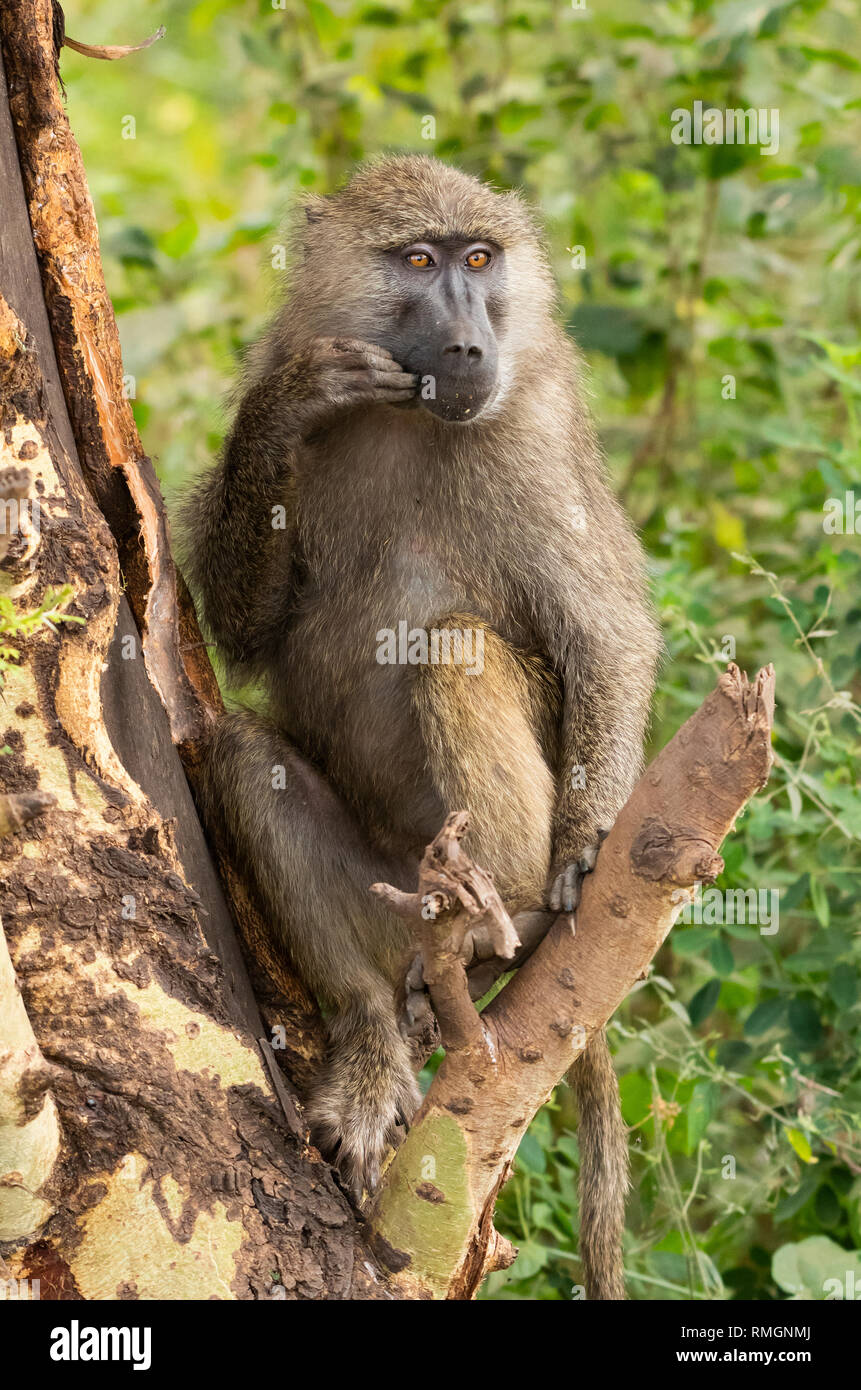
left=0, top=1, right=382, bottom=1301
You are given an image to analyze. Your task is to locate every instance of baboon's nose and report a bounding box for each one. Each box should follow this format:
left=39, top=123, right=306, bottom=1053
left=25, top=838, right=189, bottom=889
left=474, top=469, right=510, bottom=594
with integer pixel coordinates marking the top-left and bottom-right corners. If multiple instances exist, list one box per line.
left=443, top=341, right=484, bottom=359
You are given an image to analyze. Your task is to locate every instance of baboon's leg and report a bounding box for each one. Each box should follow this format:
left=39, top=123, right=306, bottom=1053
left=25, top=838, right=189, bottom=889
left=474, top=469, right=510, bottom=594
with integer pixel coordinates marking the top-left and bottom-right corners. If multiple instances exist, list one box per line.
left=413, top=617, right=557, bottom=915
left=397, top=620, right=557, bottom=1026
left=200, top=710, right=420, bottom=1195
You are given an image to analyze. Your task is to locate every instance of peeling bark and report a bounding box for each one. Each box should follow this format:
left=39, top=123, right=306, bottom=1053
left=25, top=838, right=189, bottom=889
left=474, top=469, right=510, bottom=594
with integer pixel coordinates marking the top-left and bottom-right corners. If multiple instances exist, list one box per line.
left=0, top=0, right=325, bottom=1083
left=0, top=290, right=383, bottom=1297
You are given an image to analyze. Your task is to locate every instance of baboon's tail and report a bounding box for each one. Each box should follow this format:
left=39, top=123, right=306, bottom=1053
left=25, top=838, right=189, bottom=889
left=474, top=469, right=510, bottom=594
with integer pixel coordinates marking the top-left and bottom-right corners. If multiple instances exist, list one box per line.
left=568, top=1028, right=629, bottom=1300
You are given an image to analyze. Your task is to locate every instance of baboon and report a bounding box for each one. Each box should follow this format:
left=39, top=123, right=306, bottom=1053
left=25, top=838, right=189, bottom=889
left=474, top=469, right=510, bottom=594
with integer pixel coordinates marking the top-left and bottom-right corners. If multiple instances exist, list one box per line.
left=182, top=155, right=661, bottom=1300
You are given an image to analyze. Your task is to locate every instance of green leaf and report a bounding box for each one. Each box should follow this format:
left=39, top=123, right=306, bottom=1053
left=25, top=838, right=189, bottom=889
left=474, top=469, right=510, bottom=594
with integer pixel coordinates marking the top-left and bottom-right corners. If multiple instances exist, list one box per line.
left=512, top=1239, right=550, bottom=1280
left=775, top=1170, right=819, bottom=1221
left=786, top=1128, right=816, bottom=1164
left=810, top=876, right=830, bottom=927
left=829, top=964, right=858, bottom=1010
left=307, top=0, right=339, bottom=42
left=788, top=998, right=823, bottom=1048
left=772, top=1237, right=861, bottom=1299
left=716, top=1039, right=751, bottom=1070
left=619, top=1071, right=652, bottom=1127
left=686, top=1080, right=720, bottom=1153
left=689, top=978, right=721, bottom=1027
left=516, top=1131, right=546, bottom=1174
left=744, top=996, right=786, bottom=1036
left=496, top=100, right=542, bottom=134
left=800, top=46, right=861, bottom=70
left=160, top=218, right=198, bottom=259
left=709, top=937, right=735, bottom=975
left=568, top=304, right=645, bottom=358
left=814, top=1185, right=841, bottom=1226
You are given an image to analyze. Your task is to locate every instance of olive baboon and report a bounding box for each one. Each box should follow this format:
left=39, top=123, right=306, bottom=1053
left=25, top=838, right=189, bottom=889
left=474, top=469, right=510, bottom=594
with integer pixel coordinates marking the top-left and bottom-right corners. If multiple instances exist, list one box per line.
left=182, top=155, right=661, bottom=1300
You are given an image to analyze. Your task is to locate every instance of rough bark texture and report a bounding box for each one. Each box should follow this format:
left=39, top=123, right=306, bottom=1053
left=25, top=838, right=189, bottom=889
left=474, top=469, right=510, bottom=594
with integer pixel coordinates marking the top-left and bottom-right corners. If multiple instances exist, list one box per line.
left=366, top=664, right=775, bottom=1299
left=0, top=0, right=325, bottom=1083
left=0, top=791, right=61, bottom=1243
left=0, top=286, right=381, bottom=1297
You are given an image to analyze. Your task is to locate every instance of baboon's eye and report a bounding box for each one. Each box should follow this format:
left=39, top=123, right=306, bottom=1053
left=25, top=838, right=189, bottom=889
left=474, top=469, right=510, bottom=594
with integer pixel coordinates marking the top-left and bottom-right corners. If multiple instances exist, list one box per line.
left=406, top=250, right=434, bottom=269
left=466, top=248, right=491, bottom=269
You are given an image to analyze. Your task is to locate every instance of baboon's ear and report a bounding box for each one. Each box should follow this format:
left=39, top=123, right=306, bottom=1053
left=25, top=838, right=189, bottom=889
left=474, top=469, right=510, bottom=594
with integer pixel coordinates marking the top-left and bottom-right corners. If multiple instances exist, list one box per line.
left=303, top=194, right=330, bottom=226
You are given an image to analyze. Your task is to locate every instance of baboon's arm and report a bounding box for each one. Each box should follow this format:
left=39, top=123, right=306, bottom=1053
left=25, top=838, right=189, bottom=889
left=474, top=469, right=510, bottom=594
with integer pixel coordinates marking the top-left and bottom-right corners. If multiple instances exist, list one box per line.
left=182, top=338, right=416, bottom=666
left=181, top=370, right=302, bottom=666
left=548, top=639, right=654, bottom=912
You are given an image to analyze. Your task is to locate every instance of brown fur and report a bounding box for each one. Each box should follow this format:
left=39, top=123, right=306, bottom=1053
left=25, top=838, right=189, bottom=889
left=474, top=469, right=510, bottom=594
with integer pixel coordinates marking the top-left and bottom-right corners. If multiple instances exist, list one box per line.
left=181, top=155, right=661, bottom=1295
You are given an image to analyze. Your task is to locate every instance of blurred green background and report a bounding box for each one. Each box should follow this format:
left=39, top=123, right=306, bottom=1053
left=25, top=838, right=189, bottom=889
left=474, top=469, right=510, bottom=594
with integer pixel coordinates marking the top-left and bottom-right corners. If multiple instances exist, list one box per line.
left=64, top=0, right=860, bottom=1299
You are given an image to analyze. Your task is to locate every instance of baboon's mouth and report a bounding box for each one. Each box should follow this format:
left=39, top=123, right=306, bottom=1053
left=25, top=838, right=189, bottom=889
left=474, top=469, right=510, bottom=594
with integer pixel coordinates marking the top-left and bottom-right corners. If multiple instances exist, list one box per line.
left=418, top=377, right=499, bottom=423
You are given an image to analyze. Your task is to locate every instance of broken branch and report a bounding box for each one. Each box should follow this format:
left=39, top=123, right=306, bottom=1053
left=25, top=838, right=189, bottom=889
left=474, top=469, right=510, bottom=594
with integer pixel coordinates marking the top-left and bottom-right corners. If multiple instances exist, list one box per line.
left=372, top=811, right=519, bottom=1054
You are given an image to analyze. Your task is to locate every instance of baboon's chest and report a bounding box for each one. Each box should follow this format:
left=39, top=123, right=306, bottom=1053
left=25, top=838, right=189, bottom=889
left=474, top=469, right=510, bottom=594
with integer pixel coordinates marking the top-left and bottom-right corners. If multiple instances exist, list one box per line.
left=297, top=418, right=499, bottom=620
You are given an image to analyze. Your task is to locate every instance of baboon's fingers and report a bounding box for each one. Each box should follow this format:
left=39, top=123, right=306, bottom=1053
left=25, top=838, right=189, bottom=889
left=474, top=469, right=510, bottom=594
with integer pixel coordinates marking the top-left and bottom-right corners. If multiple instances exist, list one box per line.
left=320, top=350, right=388, bottom=373
left=549, top=831, right=610, bottom=914
left=323, top=337, right=404, bottom=372
left=326, top=335, right=393, bottom=358
left=548, top=863, right=581, bottom=913
left=333, top=369, right=416, bottom=398
left=561, top=862, right=582, bottom=913
left=372, top=388, right=421, bottom=405
left=405, top=952, right=425, bottom=993
left=369, top=369, right=418, bottom=389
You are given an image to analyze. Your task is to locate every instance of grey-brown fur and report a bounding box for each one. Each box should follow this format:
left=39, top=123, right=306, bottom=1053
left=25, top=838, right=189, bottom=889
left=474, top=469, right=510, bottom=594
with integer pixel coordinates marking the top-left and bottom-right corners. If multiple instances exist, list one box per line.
left=181, top=155, right=661, bottom=1298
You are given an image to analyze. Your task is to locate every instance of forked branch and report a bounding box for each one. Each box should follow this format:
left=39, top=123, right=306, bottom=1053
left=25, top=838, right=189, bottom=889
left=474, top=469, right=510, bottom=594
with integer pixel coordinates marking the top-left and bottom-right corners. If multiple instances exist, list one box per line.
left=366, top=663, right=775, bottom=1300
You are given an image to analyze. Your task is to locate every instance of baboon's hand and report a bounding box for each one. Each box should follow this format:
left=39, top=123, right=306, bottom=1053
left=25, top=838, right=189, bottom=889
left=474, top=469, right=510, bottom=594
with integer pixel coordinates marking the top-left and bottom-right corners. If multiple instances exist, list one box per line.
left=548, top=828, right=610, bottom=914
left=295, top=336, right=417, bottom=429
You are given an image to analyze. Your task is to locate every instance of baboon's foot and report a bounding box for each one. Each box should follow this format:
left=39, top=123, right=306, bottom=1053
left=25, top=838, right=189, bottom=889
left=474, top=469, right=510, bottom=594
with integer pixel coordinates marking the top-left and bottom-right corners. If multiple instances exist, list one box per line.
left=307, top=1049, right=421, bottom=1202
left=548, top=827, right=611, bottom=915
left=399, top=905, right=556, bottom=1037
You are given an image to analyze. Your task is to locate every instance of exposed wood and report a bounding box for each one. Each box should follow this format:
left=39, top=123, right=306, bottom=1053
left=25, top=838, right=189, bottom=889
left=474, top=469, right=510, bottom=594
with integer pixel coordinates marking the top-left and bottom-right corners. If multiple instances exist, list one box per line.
left=373, top=810, right=520, bottom=1053
left=0, top=787, right=60, bottom=1242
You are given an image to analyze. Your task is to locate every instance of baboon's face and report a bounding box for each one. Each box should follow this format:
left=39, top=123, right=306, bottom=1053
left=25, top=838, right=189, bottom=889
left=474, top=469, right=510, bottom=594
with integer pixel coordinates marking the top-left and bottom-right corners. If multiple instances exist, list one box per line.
left=381, top=237, right=505, bottom=423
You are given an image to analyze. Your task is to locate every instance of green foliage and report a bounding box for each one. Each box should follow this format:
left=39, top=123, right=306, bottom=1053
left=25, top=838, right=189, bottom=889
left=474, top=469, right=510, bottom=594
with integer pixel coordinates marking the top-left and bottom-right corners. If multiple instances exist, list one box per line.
left=67, top=0, right=861, bottom=1299
left=0, top=584, right=83, bottom=682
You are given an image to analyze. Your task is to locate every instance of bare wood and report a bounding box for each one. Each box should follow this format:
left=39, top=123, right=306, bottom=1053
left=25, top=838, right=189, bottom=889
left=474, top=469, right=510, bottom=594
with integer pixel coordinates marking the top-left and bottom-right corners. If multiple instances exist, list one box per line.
left=366, top=663, right=775, bottom=1299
